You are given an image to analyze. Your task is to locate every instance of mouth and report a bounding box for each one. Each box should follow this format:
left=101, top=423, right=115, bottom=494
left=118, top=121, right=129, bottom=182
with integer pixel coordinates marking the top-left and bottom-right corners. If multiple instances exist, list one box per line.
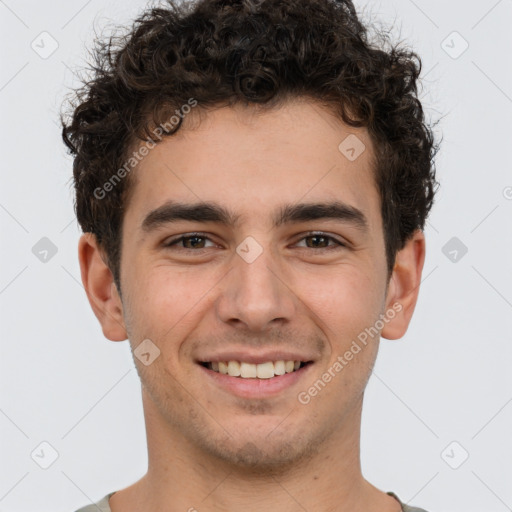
left=197, top=359, right=314, bottom=399
left=199, top=360, right=312, bottom=379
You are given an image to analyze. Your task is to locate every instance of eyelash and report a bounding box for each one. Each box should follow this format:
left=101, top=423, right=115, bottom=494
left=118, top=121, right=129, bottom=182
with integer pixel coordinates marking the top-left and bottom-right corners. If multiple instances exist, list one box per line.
left=163, top=232, right=347, bottom=252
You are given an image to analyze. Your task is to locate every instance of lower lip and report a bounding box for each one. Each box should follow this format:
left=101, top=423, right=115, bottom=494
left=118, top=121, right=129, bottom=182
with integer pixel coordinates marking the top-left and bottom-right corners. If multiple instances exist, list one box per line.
left=198, top=363, right=313, bottom=399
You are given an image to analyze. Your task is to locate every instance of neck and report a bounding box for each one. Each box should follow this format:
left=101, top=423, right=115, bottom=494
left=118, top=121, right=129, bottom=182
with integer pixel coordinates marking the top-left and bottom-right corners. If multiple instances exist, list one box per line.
left=110, top=390, right=400, bottom=512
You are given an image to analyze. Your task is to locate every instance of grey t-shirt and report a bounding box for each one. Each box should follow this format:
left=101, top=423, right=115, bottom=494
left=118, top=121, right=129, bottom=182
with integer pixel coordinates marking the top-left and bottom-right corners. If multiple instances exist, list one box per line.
left=74, top=490, right=429, bottom=511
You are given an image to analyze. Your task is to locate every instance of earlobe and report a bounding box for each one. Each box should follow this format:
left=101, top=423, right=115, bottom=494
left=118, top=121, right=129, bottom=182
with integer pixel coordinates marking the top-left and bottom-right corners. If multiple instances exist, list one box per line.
left=381, top=229, right=426, bottom=340
left=78, top=233, right=128, bottom=341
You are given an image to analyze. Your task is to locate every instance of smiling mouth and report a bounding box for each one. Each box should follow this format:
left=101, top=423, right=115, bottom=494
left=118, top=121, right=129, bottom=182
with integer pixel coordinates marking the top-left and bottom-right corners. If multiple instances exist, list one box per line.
left=200, top=360, right=313, bottom=379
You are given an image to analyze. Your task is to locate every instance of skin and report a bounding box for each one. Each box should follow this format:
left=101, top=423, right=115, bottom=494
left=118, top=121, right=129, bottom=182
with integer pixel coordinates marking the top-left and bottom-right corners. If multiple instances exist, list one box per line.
left=78, top=98, right=425, bottom=512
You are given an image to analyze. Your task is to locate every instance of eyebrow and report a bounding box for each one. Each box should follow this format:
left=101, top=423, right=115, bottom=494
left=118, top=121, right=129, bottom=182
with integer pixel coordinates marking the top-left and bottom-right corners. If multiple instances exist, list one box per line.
left=140, top=200, right=368, bottom=233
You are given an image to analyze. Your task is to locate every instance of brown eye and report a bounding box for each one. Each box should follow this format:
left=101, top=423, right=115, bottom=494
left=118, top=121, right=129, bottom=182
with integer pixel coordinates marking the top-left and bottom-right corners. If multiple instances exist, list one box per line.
left=164, top=233, right=215, bottom=250
left=305, top=234, right=329, bottom=248
left=296, top=233, right=345, bottom=250
left=181, top=235, right=207, bottom=249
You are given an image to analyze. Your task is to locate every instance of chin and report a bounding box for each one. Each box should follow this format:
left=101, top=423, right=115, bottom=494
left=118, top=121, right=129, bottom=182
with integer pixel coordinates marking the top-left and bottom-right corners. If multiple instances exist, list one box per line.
left=191, top=425, right=320, bottom=474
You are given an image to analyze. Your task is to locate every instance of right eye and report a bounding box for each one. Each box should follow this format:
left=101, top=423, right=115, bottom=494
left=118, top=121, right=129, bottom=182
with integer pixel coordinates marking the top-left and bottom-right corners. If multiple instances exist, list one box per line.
left=163, top=233, right=217, bottom=251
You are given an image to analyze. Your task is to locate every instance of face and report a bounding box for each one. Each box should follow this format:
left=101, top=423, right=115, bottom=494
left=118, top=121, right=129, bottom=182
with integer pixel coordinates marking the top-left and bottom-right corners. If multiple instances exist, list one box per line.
left=85, top=99, right=420, bottom=471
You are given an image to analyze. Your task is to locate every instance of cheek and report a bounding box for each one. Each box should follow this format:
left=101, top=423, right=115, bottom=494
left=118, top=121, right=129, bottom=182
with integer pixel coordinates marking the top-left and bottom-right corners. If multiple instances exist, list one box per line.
left=295, top=268, right=382, bottom=408
left=123, top=263, right=220, bottom=351
left=296, top=263, right=383, bottom=337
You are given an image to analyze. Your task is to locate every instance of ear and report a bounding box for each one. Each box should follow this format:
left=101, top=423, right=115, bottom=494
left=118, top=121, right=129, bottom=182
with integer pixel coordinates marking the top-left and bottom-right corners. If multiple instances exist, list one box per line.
left=381, top=229, right=426, bottom=340
left=78, top=233, right=128, bottom=341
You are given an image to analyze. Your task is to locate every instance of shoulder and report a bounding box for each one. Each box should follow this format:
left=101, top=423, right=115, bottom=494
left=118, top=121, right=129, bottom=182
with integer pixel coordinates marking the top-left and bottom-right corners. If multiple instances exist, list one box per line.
left=387, top=491, right=429, bottom=512
left=73, top=492, right=115, bottom=512
left=403, top=506, right=430, bottom=512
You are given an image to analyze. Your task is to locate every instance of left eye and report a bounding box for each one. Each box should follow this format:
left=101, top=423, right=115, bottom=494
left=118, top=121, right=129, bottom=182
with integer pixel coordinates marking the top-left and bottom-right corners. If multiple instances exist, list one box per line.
left=295, top=233, right=345, bottom=250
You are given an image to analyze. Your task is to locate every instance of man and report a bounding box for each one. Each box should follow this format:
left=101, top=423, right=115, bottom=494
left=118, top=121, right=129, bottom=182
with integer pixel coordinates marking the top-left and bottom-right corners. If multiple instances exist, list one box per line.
left=62, top=0, right=439, bottom=510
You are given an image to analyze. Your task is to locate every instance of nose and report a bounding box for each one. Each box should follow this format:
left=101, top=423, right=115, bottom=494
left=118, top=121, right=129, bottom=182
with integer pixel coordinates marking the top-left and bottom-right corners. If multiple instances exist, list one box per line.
left=215, top=240, right=296, bottom=332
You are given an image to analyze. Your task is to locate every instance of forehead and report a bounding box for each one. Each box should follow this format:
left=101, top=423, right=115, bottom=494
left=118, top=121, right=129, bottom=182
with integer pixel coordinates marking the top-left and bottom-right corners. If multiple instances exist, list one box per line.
left=123, top=99, right=381, bottom=233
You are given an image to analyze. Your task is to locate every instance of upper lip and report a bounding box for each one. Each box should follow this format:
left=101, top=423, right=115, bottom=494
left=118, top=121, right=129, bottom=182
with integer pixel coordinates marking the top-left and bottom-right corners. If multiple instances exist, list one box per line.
left=196, top=350, right=316, bottom=365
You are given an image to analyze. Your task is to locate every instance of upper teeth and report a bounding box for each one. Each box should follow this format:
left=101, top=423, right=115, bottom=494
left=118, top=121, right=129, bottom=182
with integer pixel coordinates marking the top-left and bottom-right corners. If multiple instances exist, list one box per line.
left=209, top=360, right=302, bottom=379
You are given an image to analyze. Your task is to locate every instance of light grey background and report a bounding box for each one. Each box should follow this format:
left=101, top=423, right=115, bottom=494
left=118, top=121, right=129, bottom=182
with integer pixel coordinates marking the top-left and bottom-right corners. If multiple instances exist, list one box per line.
left=1, top=0, right=511, bottom=511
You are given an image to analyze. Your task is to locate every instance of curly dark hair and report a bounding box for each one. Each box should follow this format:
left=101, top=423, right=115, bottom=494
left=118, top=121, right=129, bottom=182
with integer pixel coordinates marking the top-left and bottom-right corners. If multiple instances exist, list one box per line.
left=62, top=0, right=440, bottom=293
